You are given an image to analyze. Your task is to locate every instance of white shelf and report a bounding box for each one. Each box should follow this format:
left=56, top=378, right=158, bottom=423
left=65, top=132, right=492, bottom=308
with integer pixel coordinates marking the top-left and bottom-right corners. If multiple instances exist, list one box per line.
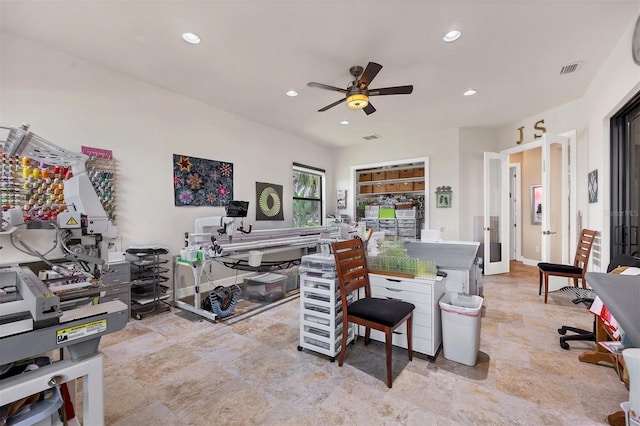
left=357, top=176, right=424, bottom=185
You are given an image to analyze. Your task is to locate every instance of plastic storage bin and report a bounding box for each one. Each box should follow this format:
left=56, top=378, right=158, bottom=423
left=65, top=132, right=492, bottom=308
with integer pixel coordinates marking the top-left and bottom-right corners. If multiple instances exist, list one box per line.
left=438, top=292, right=483, bottom=366
left=244, top=273, right=286, bottom=302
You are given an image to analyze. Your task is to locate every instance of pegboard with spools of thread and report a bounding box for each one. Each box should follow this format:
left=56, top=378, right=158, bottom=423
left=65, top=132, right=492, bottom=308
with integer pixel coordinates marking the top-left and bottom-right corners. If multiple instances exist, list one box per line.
left=82, top=146, right=117, bottom=223
left=0, top=145, right=117, bottom=227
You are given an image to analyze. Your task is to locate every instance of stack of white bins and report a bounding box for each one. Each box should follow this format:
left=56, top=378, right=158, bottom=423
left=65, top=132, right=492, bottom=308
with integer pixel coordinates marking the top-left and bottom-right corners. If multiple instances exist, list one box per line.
left=297, top=253, right=354, bottom=362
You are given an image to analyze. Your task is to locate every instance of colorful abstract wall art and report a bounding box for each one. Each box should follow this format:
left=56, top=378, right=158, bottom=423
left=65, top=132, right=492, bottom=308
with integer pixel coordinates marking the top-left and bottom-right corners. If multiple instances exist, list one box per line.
left=173, top=154, right=233, bottom=206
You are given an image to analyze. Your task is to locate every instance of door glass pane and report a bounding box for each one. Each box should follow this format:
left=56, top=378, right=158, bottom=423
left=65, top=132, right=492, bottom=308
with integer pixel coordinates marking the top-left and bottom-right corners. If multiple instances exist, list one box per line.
left=487, top=156, right=502, bottom=265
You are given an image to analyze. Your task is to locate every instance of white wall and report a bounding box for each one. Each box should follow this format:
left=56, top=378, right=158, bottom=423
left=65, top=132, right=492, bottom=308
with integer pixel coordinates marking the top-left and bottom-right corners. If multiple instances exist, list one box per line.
left=332, top=128, right=461, bottom=240
left=494, top=17, right=640, bottom=271
left=458, top=127, right=501, bottom=241
left=3, top=14, right=638, bottom=273
left=0, top=34, right=334, bottom=265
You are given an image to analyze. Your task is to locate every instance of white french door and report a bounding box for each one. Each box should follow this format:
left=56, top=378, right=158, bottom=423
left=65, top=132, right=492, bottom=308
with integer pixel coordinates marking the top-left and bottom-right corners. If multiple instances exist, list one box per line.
left=541, top=134, right=570, bottom=289
left=483, top=133, right=570, bottom=277
left=483, top=152, right=510, bottom=275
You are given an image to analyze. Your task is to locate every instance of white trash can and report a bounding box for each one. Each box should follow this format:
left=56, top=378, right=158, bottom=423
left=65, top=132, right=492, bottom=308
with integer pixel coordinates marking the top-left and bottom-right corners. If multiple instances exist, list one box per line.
left=438, top=292, right=483, bottom=366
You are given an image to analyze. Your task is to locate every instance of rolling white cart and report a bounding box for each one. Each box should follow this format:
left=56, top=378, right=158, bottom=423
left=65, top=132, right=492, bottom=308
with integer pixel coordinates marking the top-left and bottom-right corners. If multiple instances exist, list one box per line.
left=297, top=254, right=354, bottom=362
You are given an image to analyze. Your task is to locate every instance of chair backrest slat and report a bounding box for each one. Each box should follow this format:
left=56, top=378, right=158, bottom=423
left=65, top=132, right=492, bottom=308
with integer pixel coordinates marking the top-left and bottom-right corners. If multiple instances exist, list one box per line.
left=573, top=229, right=597, bottom=270
left=332, top=238, right=372, bottom=302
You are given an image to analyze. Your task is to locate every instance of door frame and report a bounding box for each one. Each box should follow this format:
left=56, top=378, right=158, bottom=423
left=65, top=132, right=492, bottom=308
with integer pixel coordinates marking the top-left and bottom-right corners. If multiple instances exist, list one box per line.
left=487, top=132, right=575, bottom=275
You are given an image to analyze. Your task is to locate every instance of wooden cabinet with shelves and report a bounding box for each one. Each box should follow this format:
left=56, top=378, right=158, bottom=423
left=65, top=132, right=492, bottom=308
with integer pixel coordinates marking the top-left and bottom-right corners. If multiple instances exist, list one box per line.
left=356, top=162, right=426, bottom=197
left=353, top=158, right=429, bottom=235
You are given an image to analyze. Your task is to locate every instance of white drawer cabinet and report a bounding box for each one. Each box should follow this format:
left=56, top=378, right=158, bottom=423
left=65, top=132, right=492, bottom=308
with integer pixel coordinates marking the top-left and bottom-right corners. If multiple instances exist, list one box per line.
left=364, top=273, right=446, bottom=359
left=298, top=274, right=354, bottom=361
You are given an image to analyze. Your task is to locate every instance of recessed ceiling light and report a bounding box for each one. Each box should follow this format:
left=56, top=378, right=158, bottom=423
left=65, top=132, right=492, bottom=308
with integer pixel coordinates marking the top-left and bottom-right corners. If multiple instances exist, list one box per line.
left=443, top=30, right=461, bottom=42
left=340, top=120, right=349, bottom=125
left=286, top=90, right=298, bottom=97
left=182, top=32, right=201, bottom=44
left=463, top=89, right=477, bottom=96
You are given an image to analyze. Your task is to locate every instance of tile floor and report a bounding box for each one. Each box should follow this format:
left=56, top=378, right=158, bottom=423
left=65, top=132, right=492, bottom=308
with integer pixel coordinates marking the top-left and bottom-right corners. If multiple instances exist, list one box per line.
left=95, top=262, right=628, bottom=425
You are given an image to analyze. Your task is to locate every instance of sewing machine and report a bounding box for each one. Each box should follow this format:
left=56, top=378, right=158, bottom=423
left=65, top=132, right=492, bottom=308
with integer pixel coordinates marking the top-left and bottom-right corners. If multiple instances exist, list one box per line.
left=175, top=205, right=337, bottom=321
left=1, top=124, right=118, bottom=277
left=0, top=125, right=126, bottom=425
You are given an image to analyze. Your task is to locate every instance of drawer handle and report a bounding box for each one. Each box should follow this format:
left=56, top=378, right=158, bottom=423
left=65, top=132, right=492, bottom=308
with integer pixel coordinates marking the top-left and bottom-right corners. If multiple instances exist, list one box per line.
left=392, top=331, right=404, bottom=335
left=385, top=278, right=402, bottom=282
left=385, top=288, right=402, bottom=292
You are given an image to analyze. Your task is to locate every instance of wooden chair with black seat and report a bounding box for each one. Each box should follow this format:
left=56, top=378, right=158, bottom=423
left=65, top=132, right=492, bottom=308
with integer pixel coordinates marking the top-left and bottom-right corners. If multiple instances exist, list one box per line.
left=538, top=228, right=597, bottom=304
left=331, top=237, right=415, bottom=388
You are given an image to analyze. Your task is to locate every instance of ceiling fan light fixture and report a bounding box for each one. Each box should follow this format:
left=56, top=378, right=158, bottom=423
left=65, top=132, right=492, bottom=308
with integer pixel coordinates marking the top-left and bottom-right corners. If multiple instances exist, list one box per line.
left=347, top=93, right=369, bottom=109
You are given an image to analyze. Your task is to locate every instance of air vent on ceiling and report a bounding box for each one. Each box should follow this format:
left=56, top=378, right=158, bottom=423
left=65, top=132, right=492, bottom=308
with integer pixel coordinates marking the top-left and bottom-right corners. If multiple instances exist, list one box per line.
left=362, top=134, right=380, bottom=140
left=559, top=61, right=582, bottom=75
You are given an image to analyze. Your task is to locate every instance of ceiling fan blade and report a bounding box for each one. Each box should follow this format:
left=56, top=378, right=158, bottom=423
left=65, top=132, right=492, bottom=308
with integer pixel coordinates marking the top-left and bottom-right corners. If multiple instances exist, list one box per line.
left=357, top=62, right=383, bottom=89
left=318, top=98, right=345, bottom=112
left=307, top=82, right=348, bottom=93
left=368, top=85, right=414, bottom=96
left=363, top=103, right=376, bottom=115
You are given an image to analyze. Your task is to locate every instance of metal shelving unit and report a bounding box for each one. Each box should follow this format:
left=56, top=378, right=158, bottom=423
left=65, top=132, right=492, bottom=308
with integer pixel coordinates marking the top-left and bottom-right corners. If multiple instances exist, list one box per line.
left=127, top=247, right=171, bottom=319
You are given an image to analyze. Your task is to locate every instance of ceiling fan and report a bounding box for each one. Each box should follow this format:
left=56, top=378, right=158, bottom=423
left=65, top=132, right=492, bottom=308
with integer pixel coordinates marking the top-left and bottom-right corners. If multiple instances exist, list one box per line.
left=307, top=61, right=413, bottom=115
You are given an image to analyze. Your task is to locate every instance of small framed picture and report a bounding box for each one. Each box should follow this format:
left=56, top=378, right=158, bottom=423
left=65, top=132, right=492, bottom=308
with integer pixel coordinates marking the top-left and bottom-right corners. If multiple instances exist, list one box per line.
left=531, top=185, right=542, bottom=224
left=588, top=169, right=598, bottom=203
left=436, top=191, right=452, bottom=208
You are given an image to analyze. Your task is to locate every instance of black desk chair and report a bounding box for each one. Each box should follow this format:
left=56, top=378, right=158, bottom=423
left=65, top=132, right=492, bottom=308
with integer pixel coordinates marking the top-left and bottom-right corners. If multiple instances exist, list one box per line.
left=557, top=287, right=596, bottom=349
left=556, top=253, right=640, bottom=350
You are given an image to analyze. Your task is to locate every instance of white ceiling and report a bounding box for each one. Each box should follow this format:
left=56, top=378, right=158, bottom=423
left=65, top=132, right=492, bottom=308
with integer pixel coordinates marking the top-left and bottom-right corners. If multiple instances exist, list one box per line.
left=1, top=1, right=638, bottom=148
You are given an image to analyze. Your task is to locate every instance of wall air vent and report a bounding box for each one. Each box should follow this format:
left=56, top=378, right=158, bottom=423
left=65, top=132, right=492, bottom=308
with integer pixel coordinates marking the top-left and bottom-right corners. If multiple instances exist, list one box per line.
left=559, top=61, right=582, bottom=75
left=362, top=134, right=380, bottom=140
